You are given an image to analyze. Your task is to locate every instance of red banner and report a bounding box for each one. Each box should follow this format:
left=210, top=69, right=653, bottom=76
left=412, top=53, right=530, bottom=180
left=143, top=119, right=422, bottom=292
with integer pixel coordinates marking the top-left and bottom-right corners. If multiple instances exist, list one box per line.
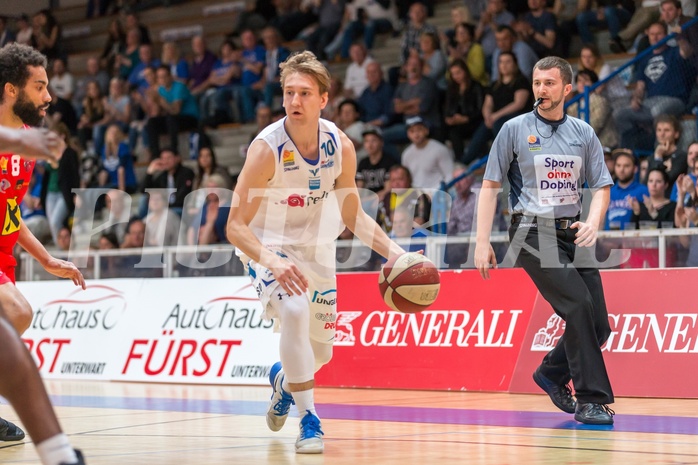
left=510, top=268, right=698, bottom=398
left=321, top=268, right=698, bottom=398
left=317, top=270, right=537, bottom=391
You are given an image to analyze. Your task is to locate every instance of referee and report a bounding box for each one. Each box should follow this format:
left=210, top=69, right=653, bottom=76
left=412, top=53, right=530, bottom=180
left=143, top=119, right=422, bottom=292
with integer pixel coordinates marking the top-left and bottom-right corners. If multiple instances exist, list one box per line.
left=474, top=56, right=615, bottom=425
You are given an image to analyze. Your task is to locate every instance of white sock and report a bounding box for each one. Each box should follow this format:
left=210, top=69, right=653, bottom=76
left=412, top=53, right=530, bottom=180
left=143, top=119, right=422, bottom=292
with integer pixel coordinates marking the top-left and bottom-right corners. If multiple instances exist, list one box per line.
left=292, top=389, right=316, bottom=418
left=36, top=434, right=78, bottom=465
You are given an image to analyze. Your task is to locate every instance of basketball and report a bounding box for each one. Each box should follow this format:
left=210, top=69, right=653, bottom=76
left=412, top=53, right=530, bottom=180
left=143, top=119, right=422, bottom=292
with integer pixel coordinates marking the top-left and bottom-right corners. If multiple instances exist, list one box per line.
left=378, top=252, right=440, bottom=313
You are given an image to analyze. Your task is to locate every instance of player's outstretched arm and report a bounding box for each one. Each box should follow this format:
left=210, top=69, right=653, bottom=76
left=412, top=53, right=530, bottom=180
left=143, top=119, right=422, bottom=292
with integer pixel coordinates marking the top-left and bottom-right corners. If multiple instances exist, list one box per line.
left=226, top=139, right=309, bottom=295
left=0, top=126, right=64, bottom=166
left=16, top=222, right=86, bottom=289
left=335, top=132, right=405, bottom=259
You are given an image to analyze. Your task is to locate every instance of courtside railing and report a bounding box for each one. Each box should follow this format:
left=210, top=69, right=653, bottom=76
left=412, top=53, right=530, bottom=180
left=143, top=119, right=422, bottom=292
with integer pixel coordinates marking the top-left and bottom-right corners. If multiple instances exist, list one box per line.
left=18, top=227, right=698, bottom=281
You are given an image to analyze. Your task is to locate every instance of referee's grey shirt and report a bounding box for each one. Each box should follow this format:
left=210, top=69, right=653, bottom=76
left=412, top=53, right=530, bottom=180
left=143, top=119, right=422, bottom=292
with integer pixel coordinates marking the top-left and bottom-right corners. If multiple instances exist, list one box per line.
left=484, top=111, right=613, bottom=219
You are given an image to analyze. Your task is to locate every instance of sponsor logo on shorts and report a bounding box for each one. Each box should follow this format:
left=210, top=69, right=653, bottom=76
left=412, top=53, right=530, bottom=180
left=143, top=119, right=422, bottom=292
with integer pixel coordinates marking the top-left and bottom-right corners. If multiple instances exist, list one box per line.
left=311, top=289, right=337, bottom=306
left=3, top=197, right=21, bottom=235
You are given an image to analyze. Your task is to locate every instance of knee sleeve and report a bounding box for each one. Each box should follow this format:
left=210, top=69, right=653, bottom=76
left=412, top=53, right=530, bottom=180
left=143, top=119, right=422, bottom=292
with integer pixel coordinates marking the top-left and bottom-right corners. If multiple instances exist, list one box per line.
left=270, top=293, right=316, bottom=383
left=310, top=339, right=333, bottom=373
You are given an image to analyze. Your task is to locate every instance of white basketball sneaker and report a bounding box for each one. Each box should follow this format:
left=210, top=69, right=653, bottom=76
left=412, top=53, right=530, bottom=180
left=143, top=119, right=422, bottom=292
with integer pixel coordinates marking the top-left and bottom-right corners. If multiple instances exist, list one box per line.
left=266, top=362, right=294, bottom=432
left=295, top=411, right=324, bottom=454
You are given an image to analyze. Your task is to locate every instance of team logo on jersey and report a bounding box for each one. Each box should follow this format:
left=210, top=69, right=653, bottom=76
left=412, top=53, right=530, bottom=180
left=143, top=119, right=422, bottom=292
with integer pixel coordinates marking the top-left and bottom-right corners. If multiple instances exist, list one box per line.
left=277, top=193, right=305, bottom=207
left=528, top=135, right=541, bottom=151
left=321, top=159, right=334, bottom=169
left=0, top=180, right=9, bottom=193
left=15, top=179, right=24, bottom=190
left=282, top=149, right=295, bottom=167
left=24, top=160, right=32, bottom=173
left=308, top=167, right=321, bottom=190
left=0, top=158, right=7, bottom=175
left=3, top=197, right=21, bottom=236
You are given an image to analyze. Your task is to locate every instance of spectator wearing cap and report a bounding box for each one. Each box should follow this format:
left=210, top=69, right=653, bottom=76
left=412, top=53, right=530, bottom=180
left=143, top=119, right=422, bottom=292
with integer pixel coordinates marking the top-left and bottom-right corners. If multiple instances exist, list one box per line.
left=356, top=126, right=399, bottom=195
left=401, top=116, right=454, bottom=189
left=358, top=62, right=394, bottom=128
left=605, top=148, right=649, bottom=230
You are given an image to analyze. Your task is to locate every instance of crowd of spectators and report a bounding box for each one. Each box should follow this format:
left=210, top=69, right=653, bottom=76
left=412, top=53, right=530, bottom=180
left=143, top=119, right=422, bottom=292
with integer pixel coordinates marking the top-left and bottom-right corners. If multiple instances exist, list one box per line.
left=3, top=0, right=698, bottom=275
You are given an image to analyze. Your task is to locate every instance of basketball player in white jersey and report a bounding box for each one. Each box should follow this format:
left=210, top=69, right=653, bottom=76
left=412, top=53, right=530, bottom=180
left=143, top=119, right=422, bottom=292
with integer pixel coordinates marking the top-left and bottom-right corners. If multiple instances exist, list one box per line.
left=227, top=51, right=405, bottom=453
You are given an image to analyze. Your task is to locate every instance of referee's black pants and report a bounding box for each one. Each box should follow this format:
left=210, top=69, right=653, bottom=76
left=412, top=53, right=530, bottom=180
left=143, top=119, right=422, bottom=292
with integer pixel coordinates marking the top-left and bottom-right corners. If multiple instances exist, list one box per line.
left=509, top=224, right=614, bottom=405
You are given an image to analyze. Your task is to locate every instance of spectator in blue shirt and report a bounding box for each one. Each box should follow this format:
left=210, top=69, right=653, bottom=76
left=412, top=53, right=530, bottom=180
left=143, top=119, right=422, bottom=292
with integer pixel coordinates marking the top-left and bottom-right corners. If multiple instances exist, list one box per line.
left=98, top=124, right=138, bottom=193
left=237, top=29, right=267, bottom=123
left=199, top=40, right=241, bottom=127
left=261, top=26, right=291, bottom=110
left=606, top=148, right=650, bottom=230
left=358, top=62, right=394, bottom=128
left=160, top=41, right=190, bottom=83
left=128, top=44, right=160, bottom=93
left=388, top=205, right=429, bottom=254
left=145, top=65, right=199, bottom=158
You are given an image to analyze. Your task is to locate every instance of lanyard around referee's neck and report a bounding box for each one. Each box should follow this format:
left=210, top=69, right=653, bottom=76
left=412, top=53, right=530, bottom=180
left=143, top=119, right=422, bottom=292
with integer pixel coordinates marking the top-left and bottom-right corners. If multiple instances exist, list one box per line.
left=534, top=109, right=566, bottom=140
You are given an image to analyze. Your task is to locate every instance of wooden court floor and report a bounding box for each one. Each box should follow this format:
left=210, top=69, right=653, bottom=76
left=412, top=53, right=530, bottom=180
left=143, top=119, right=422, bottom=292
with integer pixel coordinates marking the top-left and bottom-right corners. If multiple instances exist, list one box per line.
left=0, top=380, right=696, bottom=465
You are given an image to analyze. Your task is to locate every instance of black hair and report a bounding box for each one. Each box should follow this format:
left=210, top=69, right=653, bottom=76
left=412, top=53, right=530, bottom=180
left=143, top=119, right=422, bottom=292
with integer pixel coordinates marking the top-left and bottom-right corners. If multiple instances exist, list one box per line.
left=0, top=43, right=48, bottom=103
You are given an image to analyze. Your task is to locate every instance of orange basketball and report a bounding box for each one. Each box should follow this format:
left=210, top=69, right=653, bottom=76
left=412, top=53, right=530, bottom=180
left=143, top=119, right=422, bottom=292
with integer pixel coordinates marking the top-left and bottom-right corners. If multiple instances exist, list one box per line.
left=378, top=252, right=440, bottom=313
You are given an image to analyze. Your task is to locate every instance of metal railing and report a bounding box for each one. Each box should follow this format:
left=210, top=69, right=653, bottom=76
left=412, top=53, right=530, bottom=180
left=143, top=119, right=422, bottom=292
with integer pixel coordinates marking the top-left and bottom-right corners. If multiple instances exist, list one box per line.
left=18, top=227, right=698, bottom=282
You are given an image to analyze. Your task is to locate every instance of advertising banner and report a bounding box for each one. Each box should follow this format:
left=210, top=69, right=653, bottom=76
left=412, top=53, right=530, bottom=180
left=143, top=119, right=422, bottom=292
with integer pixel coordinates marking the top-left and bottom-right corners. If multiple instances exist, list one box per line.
left=315, top=270, right=537, bottom=391
left=18, top=268, right=698, bottom=397
left=20, top=277, right=279, bottom=385
left=510, top=268, right=698, bottom=398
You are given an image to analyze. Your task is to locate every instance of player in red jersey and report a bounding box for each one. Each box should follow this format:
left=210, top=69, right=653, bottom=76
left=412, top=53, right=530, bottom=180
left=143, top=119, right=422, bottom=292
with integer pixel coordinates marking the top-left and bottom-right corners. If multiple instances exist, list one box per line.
left=0, top=43, right=86, bottom=464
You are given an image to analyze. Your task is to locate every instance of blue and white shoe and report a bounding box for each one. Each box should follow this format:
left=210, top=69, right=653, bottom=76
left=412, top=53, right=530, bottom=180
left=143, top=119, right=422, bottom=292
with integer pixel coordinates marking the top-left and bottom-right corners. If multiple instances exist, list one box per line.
left=266, top=361, right=294, bottom=432
left=295, top=411, right=324, bottom=454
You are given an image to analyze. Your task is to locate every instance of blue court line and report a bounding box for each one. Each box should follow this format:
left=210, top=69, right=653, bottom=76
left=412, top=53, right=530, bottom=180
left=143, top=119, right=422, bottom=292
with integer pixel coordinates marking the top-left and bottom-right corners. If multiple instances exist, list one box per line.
left=49, top=395, right=698, bottom=437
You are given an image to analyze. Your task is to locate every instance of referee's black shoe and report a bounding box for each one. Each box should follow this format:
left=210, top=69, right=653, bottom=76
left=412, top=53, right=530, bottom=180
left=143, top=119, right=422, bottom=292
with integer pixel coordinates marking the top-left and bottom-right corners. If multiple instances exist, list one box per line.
left=0, top=417, right=25, bottom=441
left=575, top=403, right=614, bottom=425
left=533, top=368, right=576, bottom=414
